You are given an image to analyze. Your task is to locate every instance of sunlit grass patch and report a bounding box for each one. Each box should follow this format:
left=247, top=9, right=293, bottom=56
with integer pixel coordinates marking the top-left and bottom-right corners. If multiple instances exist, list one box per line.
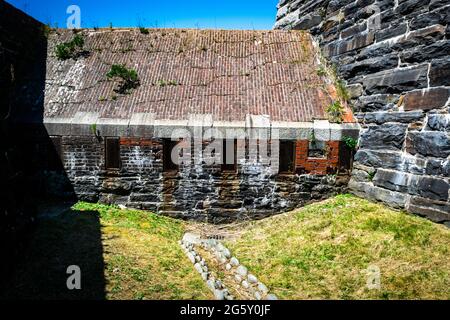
left=226, top=194, right=450, bottom=300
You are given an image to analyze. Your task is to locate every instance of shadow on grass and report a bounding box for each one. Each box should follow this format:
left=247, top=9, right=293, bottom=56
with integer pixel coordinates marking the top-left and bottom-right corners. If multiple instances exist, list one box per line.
left=2, top=209, right=106, bottom=300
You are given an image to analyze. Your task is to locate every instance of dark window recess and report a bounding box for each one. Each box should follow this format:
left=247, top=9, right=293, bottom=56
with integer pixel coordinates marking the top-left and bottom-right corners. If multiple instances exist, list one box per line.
left=279, top=140, right=295, bottom=173
left=308, top=141, right=326, bottom=158
left=105, top=137, right=121, bottom=169
left=163, top=139, right=180, bottom=172
left=222, top=139, right=237, bottom=172
left=48, top=136, right=62, bottom=170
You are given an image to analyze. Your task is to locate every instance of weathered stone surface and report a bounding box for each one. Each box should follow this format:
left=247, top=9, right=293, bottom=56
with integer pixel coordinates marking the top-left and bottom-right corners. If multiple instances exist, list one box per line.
left=363, top=65, right=429, bottom=94
left=429, top=58, right=450, bottom=86
left=354, top=149, right=404, bottom=170
left=403, top=88, right=450, bottom=111
left=362, top=111, right=424, bottom=124
left=354, top=94, right=399, bottom=112
left=376, top=23, right=408, bottom=41
left=407, top=131, right=450, bottom=158
left=292, top=13, right=322, bottom=30
left=400, top=40, right=450, bottom=63
left=323, top=32, right=375, bottom=57
left=359, top=123, right=408, bottom=150
left=347, top=83, right=364, bottom=99
left=373, top=169, right=413, bottom=193
left=407, top=196, right=450, bottom=223
left=427, top=114, right=450, bottom=131
left=349, top=179, right=409, bottom=209
left=425, top=157, right=450, bottom=176
left=275, top=0, right=450, bottom=225
left=416, top=175, right=450, bottom=201
left=339, top=54, right=398, bottom=79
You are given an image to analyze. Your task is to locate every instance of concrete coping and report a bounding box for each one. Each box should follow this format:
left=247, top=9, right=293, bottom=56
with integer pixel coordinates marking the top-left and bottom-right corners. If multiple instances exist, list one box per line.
left=42, top=112, right=360, bottom=141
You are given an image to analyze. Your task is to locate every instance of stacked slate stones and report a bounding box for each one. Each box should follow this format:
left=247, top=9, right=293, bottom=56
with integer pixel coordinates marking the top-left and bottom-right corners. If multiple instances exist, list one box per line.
left=275, top=0, right=450, bottom=225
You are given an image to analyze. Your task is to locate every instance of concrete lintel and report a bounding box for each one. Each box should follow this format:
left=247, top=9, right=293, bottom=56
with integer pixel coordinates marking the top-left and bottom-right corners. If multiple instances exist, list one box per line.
left=96, top=118, right=130, bottom=137
left=128, top=113, right=155, bottom=137
left=70, top=112, right=99, bottom=136
left=43, top=117, right=72, bottom=136
left=154, top=119, right=189, bottom=138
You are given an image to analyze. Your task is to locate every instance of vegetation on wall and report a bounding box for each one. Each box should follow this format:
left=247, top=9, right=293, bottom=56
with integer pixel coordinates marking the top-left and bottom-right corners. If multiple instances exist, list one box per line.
left=326, top=101, right=345, bottom=123
left=106, top=64, right=140, bottom=94
left=55, top=34, right=85, bottom=60
left=342, top=136, right=358, bottom=150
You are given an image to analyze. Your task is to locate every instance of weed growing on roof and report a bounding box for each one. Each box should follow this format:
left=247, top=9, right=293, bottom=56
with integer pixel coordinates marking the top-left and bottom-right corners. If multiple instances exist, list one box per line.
left=154, top=80, right=179, bottom=87
left=316, top=66, right=327, bottom=76
left=139, top=27, right=149, bottom=35
left=326, top=101, right=345, bottom=123
left=106, top=64, right=140, bottom=94
left=55, top=34, right=85, bottom=60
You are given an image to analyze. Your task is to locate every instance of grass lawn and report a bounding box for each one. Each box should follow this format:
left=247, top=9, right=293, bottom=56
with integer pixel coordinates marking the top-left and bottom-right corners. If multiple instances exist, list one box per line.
left=3, top=194, right=449, bottom=300
left=3, top=202, right=211, bottom=300
left=225, top=194, right=450, bottom=300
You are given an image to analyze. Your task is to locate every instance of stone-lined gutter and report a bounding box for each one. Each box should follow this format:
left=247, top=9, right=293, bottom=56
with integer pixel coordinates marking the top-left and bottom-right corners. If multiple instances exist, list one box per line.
left=180, top=233, right=278, bottom=300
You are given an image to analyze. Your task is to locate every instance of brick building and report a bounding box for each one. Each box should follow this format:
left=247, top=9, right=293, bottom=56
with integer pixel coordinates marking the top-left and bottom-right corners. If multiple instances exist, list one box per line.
left=33, top=28, right=358, bottom=222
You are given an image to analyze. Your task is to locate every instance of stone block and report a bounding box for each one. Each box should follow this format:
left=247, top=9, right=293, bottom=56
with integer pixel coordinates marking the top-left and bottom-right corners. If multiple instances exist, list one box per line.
left=406, top=131, right=450, bottom=158
left=427, top=114, right=450, bottom=131
left=359, top=123, right=408, bottom=150
left=416, top=175, right=450, bottom=201
left=429, top=58, right=450, bottom=86
left=349, top=179, right=409, bottom=209
left=400, top=40, right=450, bottom=63
left=323, top=32, right=375, bottom=57
left=362, top=111, right=424, bottom=124
left=354, top=149, right=404, bottom=170
left=339, top=54, right=398, bottom=79
left=403, top=87, right=450, bottom=111
left=407, top=196, right=450, bottom=223
left=292, top=13, right=322, bottom=30
left=363, top=65, right=428, bottom=94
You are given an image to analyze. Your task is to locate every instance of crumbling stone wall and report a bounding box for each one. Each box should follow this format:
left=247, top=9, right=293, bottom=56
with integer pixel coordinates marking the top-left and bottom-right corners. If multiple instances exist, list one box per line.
left=52, top=135, right=348, bottom=223
left=275, top=0, right=450, bottom=225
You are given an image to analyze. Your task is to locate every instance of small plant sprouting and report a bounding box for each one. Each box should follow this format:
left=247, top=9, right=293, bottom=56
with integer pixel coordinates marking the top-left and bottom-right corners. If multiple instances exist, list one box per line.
left=139, top=27, right=149, bottom=35
left=154, top=79, right=179, bottom=87
left=342, top=136, right=358, bottom=150
left=316, top=66, right=327, bottom=77
left=106, top=64, right=140, bottom=94
left=368, top=171, right=376, bottom=181
left=55, top=34, right=85, bottom=60
left=326, top=101, right=345, bottom=123
left=336, top=79, right=350, bottom=102
left=90, top=123, right=98, bottom=136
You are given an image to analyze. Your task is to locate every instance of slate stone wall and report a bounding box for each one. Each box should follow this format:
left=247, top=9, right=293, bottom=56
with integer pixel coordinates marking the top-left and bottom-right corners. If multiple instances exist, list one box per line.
left=51, top=135, right=348, bottom=223
left=275, top=0, right=450, bottom=225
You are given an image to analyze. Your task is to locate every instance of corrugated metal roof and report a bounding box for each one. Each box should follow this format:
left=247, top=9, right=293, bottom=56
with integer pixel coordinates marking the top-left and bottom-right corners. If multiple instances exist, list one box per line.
left=44, top=28, right=333, bottom=122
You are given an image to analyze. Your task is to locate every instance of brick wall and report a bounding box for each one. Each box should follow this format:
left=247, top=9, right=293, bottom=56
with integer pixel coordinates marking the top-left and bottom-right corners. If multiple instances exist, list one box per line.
left=51, top=135, right=347, bottom=223
left=295, top=140, right=340, bottom=174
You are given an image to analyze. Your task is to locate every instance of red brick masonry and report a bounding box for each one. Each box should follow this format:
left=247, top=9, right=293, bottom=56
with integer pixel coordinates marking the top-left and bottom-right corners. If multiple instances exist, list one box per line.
left=296, top=140, right=340, bottom=175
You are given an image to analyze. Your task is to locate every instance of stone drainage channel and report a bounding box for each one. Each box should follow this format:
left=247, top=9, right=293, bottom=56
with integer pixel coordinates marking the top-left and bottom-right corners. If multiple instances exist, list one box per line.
left=180, top=233, right=278, bottom=300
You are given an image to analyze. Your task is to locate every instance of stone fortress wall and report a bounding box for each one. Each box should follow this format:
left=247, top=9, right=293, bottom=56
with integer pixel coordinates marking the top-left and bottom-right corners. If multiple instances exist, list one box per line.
left=275, top=0, right=450, bottom=225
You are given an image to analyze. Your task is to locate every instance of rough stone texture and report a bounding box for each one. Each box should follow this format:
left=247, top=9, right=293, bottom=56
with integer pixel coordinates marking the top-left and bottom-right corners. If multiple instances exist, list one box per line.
left=276, top=0, right=450, bottom=224
left=41, top=136, right=348, bottom=223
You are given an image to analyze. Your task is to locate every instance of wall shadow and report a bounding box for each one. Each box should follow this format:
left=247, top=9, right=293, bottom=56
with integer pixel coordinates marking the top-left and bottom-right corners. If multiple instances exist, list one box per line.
left=0, top=2, right=106, bottom=299
left=1, top=208, right=106, bottom=300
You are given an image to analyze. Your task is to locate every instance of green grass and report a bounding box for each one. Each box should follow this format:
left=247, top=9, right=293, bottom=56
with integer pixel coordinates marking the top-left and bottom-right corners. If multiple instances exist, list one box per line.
left=3, top=202, right=211, bottom=300
left=225, top=194, right=450, bottom=300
